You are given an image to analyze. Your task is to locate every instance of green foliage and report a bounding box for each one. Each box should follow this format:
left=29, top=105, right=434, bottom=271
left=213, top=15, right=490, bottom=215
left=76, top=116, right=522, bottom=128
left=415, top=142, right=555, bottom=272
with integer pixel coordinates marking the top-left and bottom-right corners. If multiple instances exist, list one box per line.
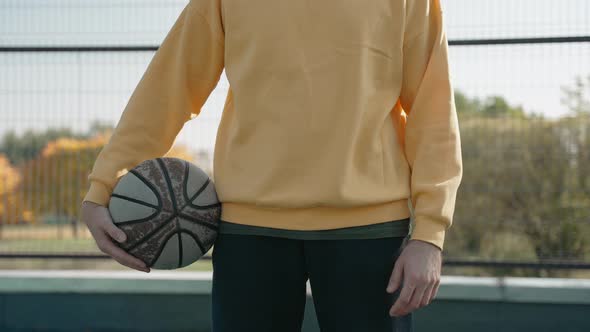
left=3, top=128, right=194, bottom=226
left=0, top=120, right=114, bottom=166
left=455, top=91, right=526, bottom=118
left=445, top=76, right=590, bottom=277
left=561, top=74, right=590, bottom=115
left=479, top=231, right=537, bottom=277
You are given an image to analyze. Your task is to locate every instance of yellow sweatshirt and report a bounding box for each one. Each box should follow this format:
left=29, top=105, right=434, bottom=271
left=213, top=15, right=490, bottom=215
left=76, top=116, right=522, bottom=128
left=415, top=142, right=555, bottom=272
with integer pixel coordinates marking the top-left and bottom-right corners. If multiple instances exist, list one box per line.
left=83, top=0, right=463, bottom=251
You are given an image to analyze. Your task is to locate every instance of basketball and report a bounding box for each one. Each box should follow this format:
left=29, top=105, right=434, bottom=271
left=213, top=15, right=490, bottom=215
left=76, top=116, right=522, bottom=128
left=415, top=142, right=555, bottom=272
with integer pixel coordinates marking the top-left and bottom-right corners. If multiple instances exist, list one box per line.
left=107, top=157, right=221, bottom=270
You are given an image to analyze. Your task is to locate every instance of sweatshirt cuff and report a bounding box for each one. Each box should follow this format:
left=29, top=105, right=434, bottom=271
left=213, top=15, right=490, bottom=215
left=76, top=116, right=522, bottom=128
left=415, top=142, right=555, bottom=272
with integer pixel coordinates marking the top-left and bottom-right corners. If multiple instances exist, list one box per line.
left=409, top=216, right=447, bottom=252
left=82, top=180, right=112, bottom=207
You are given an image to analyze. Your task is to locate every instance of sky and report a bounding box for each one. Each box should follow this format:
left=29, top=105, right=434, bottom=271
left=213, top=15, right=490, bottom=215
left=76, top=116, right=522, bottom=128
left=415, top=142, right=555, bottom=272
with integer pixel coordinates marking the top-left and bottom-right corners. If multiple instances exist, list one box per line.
left=0, top=0, right=589, bottom=154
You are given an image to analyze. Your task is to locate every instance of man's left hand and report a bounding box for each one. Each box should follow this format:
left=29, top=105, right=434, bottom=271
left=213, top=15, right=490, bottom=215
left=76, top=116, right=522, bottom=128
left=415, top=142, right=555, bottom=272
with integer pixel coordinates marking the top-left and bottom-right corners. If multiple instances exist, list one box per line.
left=386, top=239, right=442, bottom=317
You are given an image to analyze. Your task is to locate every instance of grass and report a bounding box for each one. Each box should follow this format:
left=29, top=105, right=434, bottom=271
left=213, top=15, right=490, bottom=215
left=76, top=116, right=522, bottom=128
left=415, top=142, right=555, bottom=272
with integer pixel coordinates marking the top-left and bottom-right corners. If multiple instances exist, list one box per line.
left=0, top=225, right=214, bottom=271
left=0, top=238, right=99, bottom=253
left=0, top=257, right=213, bottom=271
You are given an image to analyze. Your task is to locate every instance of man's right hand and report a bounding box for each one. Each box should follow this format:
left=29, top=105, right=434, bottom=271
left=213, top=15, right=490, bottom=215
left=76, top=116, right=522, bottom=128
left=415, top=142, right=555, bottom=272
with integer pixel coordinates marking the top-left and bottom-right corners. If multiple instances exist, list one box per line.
left=81, top=201, right=150, bottom=273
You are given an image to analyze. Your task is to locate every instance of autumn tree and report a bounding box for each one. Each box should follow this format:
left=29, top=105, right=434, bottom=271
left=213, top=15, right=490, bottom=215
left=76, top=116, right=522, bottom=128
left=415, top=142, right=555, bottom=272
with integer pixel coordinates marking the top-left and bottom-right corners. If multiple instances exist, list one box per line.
left=0, top=154, right=23, bottom=234
left=12, top=129, right=198, bottom=234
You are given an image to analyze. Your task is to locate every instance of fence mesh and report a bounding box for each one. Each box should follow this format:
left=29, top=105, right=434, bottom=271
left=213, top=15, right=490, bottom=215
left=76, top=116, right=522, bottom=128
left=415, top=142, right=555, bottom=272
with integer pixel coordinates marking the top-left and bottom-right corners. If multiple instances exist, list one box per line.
left=1, top=0, right=589, bottom=276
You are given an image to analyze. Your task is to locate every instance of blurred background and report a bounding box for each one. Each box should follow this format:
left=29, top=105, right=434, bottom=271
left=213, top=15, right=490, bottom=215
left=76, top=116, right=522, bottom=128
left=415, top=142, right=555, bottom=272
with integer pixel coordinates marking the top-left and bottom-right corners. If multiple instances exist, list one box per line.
left=0, top=1, right=589, bottom=331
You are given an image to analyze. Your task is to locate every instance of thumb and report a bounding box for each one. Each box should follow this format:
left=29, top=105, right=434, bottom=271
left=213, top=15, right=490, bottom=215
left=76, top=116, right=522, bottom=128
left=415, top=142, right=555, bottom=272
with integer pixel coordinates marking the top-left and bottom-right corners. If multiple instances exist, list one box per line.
left=95, top=207, right=127, bottom=244
left=386, top=257, right=404, bottom=293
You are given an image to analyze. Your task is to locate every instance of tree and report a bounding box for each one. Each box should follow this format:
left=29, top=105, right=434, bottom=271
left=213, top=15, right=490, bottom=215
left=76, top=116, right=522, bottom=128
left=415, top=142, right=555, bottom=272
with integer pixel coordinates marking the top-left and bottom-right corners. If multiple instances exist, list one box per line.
left=561, top=74, right=590, bottom=116
left=446, top=86, right=590, bottom=277
left=0, top=119, right=114, bottom=166
left=561, top=75, right=590, bottom=197
left=0, top=154, right=23, bottom=230
left=0, top=127, right=85, bottom=166
left=87, top=120, right=115, bottom=138
left=454, top=90, right=481, bottom=116
left=455, top=91, right=527, bottom=119
left=13, top=130, right=198, bottom=234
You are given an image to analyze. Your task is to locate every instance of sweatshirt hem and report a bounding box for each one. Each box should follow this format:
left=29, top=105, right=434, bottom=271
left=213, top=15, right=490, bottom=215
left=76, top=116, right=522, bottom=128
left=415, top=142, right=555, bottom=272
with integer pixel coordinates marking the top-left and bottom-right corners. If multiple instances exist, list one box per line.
left=220, top=199, right=411, bottom=230
left=218, top=218, right=410, bottom=240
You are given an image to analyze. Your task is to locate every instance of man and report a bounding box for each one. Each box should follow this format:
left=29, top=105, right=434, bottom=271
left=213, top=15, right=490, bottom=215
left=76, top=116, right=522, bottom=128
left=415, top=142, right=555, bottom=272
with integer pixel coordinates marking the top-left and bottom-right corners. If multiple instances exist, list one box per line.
left=81, top=0, right=462, bottom=331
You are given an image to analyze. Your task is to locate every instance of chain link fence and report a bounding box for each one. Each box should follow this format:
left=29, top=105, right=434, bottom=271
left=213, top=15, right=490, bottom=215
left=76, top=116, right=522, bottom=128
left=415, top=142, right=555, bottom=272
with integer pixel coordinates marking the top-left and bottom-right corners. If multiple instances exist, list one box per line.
left=1, top=0, right=589, bottom=276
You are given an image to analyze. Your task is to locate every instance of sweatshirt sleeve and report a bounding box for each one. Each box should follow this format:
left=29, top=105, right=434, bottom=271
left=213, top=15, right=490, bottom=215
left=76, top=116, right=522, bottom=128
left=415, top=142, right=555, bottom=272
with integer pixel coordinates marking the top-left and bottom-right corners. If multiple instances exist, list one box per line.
left=399, top=0, right=463, bottom=251
left=82, top=0, right=225, bottom=207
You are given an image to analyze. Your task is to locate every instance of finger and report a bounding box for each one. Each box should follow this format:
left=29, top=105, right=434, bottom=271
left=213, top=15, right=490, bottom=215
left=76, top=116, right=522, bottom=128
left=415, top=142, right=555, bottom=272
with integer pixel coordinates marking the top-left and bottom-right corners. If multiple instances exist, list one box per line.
left=396, top=283, right=425, bottom=316
left=390, top=281, right=415, bottom=317
left=95, top=232, right=149, bottom=272
left=422, top=281, right=436, bottom=306
left=108, top=243, right=150, bottom=272
left=110, top=248, right=150, bottom=273
left=386, top=257, right=404, bottom=293
left=100, top=219, right=127, bottom=244
left=429, top=277, right=441, bottom=303
left=408, top=283, right=428, bottom=312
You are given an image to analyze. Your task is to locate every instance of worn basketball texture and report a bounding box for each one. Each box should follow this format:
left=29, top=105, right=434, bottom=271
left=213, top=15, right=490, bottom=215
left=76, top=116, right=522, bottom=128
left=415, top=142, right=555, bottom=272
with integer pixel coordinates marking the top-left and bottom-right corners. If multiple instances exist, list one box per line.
left=108, top=157, right=220, bottom=270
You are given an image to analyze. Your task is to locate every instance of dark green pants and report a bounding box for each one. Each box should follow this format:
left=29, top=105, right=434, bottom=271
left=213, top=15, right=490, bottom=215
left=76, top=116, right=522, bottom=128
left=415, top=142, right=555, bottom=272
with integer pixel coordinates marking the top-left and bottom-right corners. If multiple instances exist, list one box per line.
left=211, top=232, right=413, bottom=332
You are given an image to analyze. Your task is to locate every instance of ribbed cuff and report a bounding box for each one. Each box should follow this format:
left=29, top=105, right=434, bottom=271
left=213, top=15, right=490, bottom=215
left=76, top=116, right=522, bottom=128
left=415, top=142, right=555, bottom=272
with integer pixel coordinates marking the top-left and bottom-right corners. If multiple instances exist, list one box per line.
left=82, top=180, right=112, bottom=207
left=409, top=216, right=447, bottom=251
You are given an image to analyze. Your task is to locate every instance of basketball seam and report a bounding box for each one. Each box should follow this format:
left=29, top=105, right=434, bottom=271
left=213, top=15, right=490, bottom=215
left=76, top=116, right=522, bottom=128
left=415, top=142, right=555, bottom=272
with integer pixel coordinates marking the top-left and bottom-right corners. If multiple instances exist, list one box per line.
left=146, top=228, right=179, bottom=268
left=177, top=219, right=184, bottom=269
left=147, top=230, right=206, bottom=269
left=188, top=201, right=222, bottom=210
left=181, top=163, right=221, bottom=210
left=125, top=214, right=177, bottom=253
left=109, top=196, right=161, bottom=226
left=156, top=158, right=179, bottom=213
left=177, top=213, right=219, bottom=231
left=128, top=168, right=164, bottom=211
left=111, top=193, right=159, bottom=210
left=178, top=230, right=207, bottom=258
left=111, top=169, right=167, bottom=226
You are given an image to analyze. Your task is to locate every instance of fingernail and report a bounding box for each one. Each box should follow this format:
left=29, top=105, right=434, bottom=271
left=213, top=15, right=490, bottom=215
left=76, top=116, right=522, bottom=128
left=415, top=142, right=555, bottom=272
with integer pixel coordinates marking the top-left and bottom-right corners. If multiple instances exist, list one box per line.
left=118, top=234, right=126, bottom=242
